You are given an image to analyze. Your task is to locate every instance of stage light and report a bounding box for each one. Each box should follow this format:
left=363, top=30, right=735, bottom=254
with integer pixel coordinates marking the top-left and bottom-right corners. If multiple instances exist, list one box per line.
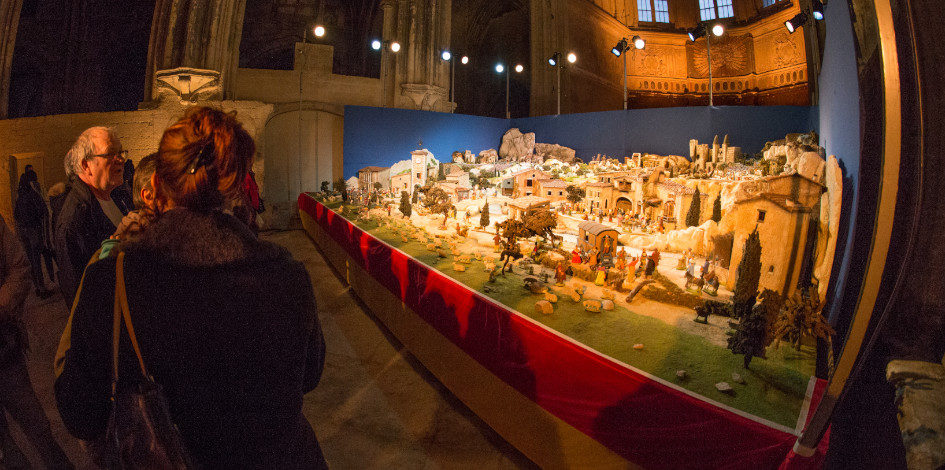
left=496, top=64, right=504, bottom=73
left=567, top=52, right=577, bottom=63
left=811, top=0, right=825, bottom=20
left=371, top=39, right=381, bottom=50
left=688, top=24, right=706, bottom=42
left=461, top=55, right=469, bottom=64
left=441, top=50, right=451, bottom=61
left=632, top=35, right=645, bottom=50
left=785, top=12, right=808, bottom=33
left=313, top=25, right=325, bottom=37
left=515, top=64, right=524, bottom=73
left=390, top=41, right=401, bottom=52
left=611, top=38, right=628, bottom=57
left=548, top=52, right=560, bottom=66
left=712, top=24, right=724, bottom=36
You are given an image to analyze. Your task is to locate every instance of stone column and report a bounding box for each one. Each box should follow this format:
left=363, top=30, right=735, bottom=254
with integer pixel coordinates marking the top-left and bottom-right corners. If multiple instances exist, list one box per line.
left=530, top=0, right=567, bottom=117
left=389, top=0, right=450, bottom=112
left=0, top=0, right=21, bottom=119
left=143, top=0, right=247, bottom=103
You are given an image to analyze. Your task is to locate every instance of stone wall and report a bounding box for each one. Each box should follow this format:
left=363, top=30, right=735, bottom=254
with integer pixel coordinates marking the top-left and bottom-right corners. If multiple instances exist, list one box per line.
left=0, top=100, right=273, bottom=227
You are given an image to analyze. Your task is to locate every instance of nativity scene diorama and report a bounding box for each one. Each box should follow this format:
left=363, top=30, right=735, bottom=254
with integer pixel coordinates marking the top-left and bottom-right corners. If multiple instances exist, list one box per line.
left=311, top=127, right=842, bottom=430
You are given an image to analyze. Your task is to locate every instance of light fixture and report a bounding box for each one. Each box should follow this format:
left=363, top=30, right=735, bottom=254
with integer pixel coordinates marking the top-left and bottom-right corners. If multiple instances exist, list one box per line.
left=371, top=39, right=381, bottom=50
left=515, top=64, right=524, bottom=73
left=496, top=64, right=504, bottom=73
left=811, top=0, right=825, bottom=20
left=611, top=38, right=628, bottom=57
left=390, top=41, right=401, bottom=52
left=688, top=24, right=706, bottom=42
left=632, top=35, right=645, bottom=50
left=712, top=24, right=724, bottom=36
left=785, top=12, right=808, bottom=33
left=548, top=52, right=560, bottom=66
left=567, top=52, right=577, bottom=63
left=461, top=55, right=469, bottom=64
left=313, top=25, right=325, bottom=37
left=441, top=50, right=452, bottom=61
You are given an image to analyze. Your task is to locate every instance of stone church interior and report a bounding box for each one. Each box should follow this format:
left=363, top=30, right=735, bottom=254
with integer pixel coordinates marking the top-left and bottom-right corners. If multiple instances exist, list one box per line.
left=0, top=0, right=942, bottom=469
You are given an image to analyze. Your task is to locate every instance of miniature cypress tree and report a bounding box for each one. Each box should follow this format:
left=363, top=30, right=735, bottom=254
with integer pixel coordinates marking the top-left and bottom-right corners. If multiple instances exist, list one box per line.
left=321, top=181, right=330, bottom=193
left=399, top=191, right=412, bottom=218
left=728, top=303, right=769, bottom=369
left=686, top=188, right=701, bottom=227
left=411, top=185, right=420, bottom=204
left=711, top=195, right=722, bottom=223
left=733, top=227, right=762, bottom=319
left=480, top=201, right=490, bottom=229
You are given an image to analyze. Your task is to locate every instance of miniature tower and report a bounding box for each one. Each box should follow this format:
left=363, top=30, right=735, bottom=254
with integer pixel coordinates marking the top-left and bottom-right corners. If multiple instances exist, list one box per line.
left=411, top=150, right=428, bottom=189
left=721, top=135, right=729, bottom=166
left=711, top=135, right=720, bottom=164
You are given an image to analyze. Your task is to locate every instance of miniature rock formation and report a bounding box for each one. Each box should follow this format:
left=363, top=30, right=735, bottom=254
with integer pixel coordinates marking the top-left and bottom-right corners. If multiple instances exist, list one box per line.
left=499, top=128, right=536, bottom=161
left=677, top=370, right=689, bottom=380
left=583, top=299, right=602, bottom=312
left=534, top=143, right=577, bottom=163
left=535, top=300, right=554, bottom=315
left=715, top=382, right=734, bottom=393
left=602, top=300, right=615, bottom=311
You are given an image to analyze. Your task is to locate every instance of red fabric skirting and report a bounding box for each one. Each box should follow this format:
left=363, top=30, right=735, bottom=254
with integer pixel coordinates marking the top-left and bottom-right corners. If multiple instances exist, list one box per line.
left=300, top=194, right=827, bottom=470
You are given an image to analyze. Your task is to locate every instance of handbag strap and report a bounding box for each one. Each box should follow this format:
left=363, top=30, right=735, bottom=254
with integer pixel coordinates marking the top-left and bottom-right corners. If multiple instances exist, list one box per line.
left=110, top=251, right=150, bottom=397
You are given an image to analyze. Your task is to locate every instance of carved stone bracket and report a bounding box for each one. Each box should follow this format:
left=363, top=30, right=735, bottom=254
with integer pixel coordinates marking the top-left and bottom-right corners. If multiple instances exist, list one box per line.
left=400, top=83, right=449, bottom=112
left=153, top=67, right=223, bottom=103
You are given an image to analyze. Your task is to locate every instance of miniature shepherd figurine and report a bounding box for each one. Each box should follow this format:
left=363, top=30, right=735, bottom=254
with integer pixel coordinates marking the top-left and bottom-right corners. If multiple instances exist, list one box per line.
left=555, top=262, right=567, bottom=286
left=595, top=265, right=607, bottom=286
left=571, top=248, right=582, bottom=264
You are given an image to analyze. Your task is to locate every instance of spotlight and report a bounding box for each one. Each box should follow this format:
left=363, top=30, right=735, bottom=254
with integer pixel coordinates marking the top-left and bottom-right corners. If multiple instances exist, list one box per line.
left=712, top=24, right=724, bottom=36
left=811, top=0, right=825, bottom=20
left=496, top=64, right=504, bottom=73
left=371, top=39, right=381, bottom=50
left=567, top=52, right=577, bottom=63
left=441, top=50, right=452, bottom=61
left=313, top=25, right=325, bottom=37
left=688, top=24, right=706, bottom=42
left=461, top=55, right=469, bottom=64
left=611, top=38, right=628, bottom=57
left=515, top=64, right=524, bottom=73
left=784, top=12, right=808, bottom=33
left=632, top=35, right=645, bottom=50
left=390, top=41, right=401, bottom=52
left=548, top=52, right=560, bottom=66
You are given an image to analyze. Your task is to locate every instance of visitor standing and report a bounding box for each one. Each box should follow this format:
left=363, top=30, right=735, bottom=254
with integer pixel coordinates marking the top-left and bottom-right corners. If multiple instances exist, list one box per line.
left=0, top=213, right=74, bottom=470
left=54, top=127, right=132, bottom=305
left=54, top=106, right=328, bottom=469
left=13, top=172, right=54, bottom=298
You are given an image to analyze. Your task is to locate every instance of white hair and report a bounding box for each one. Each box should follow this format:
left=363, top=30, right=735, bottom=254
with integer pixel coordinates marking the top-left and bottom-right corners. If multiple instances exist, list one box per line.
left=64, top=126, right=120, bottom=177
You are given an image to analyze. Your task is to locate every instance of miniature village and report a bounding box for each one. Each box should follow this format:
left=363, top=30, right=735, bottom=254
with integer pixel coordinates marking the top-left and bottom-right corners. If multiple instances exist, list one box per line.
left=313, top=128, right=842, bottom=429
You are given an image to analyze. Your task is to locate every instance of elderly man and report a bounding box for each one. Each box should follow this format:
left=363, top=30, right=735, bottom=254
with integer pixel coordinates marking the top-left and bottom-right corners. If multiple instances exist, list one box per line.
left=54, top=127, right=132, bottom=305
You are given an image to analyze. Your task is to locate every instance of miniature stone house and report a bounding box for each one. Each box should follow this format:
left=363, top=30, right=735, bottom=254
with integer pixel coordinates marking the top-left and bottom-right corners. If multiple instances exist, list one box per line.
left=358, top=166, right=390, bottom=192
left=507, top=196, right=550, bottom=221
left=508, top=169, right=550, bottom=197
left=535, top=179, right=569, bottom=203
left=727, top=173, right=826, bottom=297
left=391, top=170, right=412, bottom=194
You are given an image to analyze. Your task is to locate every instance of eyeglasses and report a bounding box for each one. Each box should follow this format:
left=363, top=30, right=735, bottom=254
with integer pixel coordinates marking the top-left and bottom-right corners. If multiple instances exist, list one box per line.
left=92, top=150, right=128, bottom=161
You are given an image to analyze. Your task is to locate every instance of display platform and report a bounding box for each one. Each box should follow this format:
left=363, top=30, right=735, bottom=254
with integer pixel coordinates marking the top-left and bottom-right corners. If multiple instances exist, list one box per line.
left=299, top=193, right=827, bottom=469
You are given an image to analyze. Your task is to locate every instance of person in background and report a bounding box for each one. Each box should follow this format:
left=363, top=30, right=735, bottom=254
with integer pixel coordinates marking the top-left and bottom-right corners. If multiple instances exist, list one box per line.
left=0, top=213, right=73, bottom=470
left=55, top=106, right=328, bottom=469
left=53, top=127, right=131, bottom=305
left=13, top=171, right=54, bottom=298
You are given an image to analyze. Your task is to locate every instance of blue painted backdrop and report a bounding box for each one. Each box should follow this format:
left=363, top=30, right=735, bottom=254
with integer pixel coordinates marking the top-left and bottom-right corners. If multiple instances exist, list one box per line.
left=344, top=105, right=816, bottom=178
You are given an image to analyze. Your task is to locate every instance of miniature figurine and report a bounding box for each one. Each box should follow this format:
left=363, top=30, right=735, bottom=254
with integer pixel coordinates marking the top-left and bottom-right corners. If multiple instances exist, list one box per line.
left=571, top=248, right=582, bottom=264
left=555, top=262, right=567, bottom=286
left=595, top=265, right=607, bottom=286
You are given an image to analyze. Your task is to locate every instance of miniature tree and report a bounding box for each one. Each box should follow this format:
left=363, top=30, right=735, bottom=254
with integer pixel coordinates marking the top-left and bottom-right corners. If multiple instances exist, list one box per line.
left=728, top=302, right=769, bottom=369
left=333, top=178, right=348, bottom=201
left=373, top=182, right=383, bottom=194
left=757, top=289, right=784, bottom=348
left=711, top=195, right=722, bottom=223
left=686, top=188, right=701, bottom=227
left=421, top=186, right=452, bottom=227
left=733, top=227, right=762, bottom=320
left=411, top=184, right=420, bottom=204
left=480, top=201, right=490, bottom=230
left=399, top=191, right=412, bottom=218
left=771, top=288, right=835, bottom=351
left=565, top=184, right=585, bottom=206
left=522, top=208, right=558, bottom=247
left=321, top=181, right=330, bottom=194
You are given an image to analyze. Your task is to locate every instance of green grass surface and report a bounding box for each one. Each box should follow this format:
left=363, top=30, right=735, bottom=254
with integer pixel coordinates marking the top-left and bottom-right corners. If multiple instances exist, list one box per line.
left=329, top=205, right=814, bottom=429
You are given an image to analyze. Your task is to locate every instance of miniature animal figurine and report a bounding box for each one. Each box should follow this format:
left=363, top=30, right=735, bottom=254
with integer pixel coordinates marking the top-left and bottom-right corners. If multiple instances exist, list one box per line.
left=455, top=223, right=469, bottom=238
left=456, top=254, right=472, bottom=264
left=426, top=243, right=437, bottom=252
left=436, top=249, right=449, bottom=258
left=484, top=261, right=496, bottom=272
left=523, top=277, right=548, bottom=294
left=453, top=263, right=466, bottom=272
left=401, top=235, right=410, bottom=243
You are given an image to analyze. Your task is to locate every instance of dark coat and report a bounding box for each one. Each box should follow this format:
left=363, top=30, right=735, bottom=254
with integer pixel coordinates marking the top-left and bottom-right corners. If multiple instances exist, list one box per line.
left=54, top=209, right=327, bottom=469
left=52, top=178, right=131, bottom=305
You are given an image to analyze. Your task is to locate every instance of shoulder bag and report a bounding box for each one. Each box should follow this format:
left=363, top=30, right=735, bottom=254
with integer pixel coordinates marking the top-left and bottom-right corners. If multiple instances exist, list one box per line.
left=104, top=251, right=195, bottom=470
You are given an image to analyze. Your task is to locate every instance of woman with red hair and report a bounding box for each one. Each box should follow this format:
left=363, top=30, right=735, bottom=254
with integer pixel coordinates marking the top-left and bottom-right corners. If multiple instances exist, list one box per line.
left=55, top=107, right=328, bottom=468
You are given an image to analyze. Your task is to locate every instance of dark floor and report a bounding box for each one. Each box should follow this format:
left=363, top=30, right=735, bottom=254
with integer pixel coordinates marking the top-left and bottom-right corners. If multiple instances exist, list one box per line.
left=8, top=229, right=537, bottom=469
